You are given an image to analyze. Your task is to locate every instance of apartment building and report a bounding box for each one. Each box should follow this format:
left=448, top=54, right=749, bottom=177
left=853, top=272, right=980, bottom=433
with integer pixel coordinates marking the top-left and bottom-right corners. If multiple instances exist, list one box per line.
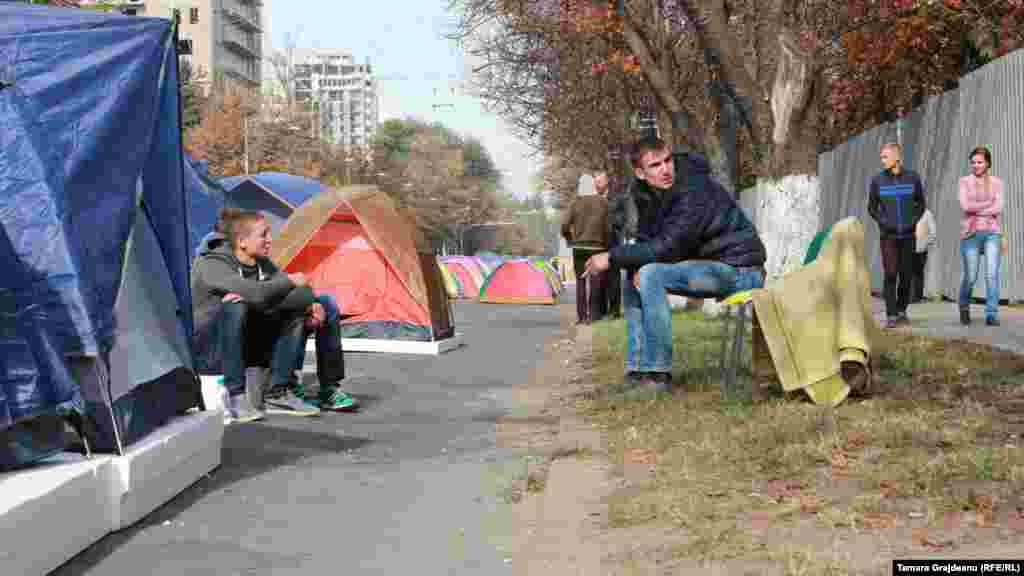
left=291, top=50, right=379, bottom=151
left=79, top=0, right=264, bottom=88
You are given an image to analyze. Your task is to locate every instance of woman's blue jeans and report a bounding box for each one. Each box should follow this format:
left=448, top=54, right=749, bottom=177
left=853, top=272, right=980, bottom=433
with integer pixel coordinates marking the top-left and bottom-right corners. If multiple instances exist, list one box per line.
left=623, top=261, right=765, bottom=373
left=959, top=232, right=1002, bottom=320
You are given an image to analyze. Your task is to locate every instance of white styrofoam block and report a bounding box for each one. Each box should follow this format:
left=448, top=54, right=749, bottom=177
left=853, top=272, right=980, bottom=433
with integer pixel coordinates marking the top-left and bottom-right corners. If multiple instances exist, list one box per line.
left=110, top=409, right=224, bottom=530
left=305, top=333, right=465, bottom=357
left=0, top=452, right=115, bottom=576
left=199, top=374, right=227, bottom=413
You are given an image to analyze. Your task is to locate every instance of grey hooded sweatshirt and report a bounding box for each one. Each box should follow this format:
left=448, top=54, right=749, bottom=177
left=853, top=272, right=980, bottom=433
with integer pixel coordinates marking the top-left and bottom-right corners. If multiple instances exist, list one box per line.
left=191, top=233, right=315, bottom=337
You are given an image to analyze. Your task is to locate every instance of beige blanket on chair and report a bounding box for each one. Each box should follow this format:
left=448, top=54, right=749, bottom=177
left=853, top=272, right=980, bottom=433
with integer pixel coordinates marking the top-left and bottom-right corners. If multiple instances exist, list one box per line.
left=750, top=217, right=879, bottom=407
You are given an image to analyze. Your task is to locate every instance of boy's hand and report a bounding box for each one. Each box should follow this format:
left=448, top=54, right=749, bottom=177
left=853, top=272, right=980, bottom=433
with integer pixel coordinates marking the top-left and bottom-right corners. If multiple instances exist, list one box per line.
left=584, top=252, right=610, bottom=274
left=304, top=302, right=326, bottom=330
left=289, top=272, right=310, bottom=287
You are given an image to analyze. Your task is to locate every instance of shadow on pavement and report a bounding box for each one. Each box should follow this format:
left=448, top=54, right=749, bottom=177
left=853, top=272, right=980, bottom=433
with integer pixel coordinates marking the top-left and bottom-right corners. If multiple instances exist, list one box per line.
left=51, top=423, right=371, bottom=575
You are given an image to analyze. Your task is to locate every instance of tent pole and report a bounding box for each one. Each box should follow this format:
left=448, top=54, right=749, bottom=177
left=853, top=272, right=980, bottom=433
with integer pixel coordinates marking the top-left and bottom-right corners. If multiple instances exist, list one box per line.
left=172, top=20, right=205, bottom=410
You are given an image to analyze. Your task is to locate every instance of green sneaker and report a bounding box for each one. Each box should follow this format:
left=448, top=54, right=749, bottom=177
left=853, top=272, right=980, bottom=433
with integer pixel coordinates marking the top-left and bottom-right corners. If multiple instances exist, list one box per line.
left=264, top=388, right=320, bottom=417
left=303, top=385, right=359, bottom=412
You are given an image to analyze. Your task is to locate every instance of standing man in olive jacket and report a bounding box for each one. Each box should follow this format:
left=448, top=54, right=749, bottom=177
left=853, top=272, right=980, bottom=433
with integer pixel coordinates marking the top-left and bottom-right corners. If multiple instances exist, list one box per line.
left=584, top=136, right=766, bottom=399
left=562, top=172, right=609, bottom=324
left=867, top=142, right=926, bottom=328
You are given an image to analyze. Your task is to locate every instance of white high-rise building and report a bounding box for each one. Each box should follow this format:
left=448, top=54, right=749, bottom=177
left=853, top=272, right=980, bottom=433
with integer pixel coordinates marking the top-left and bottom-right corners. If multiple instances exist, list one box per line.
left=78, top=0, right=263, bottom=88
left=291, top=49, right=378, bottom=151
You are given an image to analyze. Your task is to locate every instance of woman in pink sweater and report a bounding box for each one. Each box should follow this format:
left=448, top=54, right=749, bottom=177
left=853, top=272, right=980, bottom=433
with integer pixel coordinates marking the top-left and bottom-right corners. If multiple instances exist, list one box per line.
left=958, top=146, right=1004, bottom=326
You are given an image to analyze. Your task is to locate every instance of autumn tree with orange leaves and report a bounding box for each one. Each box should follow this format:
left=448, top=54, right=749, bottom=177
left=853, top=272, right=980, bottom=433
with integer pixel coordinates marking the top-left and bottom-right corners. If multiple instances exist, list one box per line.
left=184, top=80, right=375, bottom=186
left=453, top=0, right=1024, bottom=185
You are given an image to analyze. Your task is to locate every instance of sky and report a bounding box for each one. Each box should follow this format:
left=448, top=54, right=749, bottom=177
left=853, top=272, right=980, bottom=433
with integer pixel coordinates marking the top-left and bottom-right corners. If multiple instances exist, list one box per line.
left=267, top=0, right=540, bottom=198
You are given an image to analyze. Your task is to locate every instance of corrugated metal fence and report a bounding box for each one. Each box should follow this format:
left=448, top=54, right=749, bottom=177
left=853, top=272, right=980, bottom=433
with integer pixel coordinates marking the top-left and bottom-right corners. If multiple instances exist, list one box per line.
left=817, top=49, right=1024, bottom=301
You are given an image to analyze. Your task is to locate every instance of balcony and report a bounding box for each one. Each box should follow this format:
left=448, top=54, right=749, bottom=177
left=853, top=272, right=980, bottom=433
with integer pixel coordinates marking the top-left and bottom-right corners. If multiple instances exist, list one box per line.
left=220, top=0, right=261, bottom=32
left=219, top=61, right=258, bottom=86
left=221, top=28, right=261, bottom=59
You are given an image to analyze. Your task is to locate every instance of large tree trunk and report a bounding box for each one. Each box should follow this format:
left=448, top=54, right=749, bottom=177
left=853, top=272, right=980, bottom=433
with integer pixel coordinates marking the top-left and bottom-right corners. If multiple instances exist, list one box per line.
left=621, top=4, right=822, bottom=281
left=750, top=175, right=821, bottom=279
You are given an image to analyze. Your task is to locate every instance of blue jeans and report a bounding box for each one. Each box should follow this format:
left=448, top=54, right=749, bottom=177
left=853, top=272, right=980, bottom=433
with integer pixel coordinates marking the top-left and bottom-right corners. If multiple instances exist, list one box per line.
left=624, top=261, right=765, bottom=373
left=959, top=232, right=1001, bottom=320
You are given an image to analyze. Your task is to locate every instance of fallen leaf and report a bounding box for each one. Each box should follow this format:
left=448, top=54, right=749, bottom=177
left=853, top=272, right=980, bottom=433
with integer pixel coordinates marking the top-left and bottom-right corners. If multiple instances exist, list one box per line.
left=625, top=448, right=656, bottom=464
left=879, top=480, right=896, bottom=497
left=860, top=512, right=896, bottom=529
left=830, top=448, right=850, bottom=477
left=969, top=492, right=994, bottom=513
left=800, top=495, right=823, bottom=513
left=845, top=433, right=866, bottom=450
left=765, top=479, right=804, bottom=498
left=974, top=511, right=993, bottom=527
left=912, top=527, right=954, bottom=549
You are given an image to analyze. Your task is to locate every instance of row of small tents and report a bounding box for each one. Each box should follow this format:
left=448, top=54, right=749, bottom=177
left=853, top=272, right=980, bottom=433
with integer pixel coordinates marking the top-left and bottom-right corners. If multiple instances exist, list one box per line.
left=437, top=255, right=563, bottom=304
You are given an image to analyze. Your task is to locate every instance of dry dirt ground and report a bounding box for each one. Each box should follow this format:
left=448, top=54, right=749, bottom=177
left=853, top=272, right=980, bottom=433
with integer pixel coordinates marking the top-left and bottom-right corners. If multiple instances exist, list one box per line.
left=499, top=304, right=1024, bottom=575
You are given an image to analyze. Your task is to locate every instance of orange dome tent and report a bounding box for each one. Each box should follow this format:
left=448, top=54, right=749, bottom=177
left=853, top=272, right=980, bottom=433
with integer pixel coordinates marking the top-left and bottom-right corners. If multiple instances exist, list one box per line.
left=271, top=185, right=454, bottom=345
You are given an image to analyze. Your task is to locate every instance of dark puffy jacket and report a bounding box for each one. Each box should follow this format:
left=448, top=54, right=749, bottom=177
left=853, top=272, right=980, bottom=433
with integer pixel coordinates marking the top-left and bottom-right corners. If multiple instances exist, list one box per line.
left=609, top=153, right=766, bottom=270
left=867, top=168, right=926, bottom=239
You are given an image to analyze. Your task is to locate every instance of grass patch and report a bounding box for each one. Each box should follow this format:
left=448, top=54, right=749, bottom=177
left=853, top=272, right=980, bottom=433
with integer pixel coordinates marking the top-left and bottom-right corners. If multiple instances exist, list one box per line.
left=581, top=310, right=1024, bottom=562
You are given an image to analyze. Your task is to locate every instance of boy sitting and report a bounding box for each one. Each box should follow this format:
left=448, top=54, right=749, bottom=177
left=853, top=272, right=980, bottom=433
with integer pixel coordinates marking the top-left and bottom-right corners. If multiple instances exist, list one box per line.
left=191, top=209, right=356, bottom=421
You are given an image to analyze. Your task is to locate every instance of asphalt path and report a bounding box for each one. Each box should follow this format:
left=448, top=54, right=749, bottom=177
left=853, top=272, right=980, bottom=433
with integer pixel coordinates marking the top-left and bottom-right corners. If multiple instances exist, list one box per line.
left=53, top=297, right=568, bottom=575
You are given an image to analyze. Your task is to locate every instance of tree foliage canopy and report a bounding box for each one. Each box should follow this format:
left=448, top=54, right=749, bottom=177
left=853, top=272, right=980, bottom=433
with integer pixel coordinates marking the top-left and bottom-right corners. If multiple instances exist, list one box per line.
left=451, top=0, right=1024, bottom=188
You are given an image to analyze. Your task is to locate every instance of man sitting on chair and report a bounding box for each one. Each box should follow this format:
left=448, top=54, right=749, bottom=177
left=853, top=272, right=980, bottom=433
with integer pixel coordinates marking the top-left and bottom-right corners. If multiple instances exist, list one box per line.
left=584, top=136, right=767, bottom=399
left=191, top=209, right=356, bottom=422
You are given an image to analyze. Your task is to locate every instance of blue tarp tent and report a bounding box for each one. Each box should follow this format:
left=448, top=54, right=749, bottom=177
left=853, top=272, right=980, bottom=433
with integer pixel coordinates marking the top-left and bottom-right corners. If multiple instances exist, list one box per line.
left=185, top=154, right=225, bottom=258
left=0, top=4, right=201, bottom=468
left=219, top=172, right=325, bottom=230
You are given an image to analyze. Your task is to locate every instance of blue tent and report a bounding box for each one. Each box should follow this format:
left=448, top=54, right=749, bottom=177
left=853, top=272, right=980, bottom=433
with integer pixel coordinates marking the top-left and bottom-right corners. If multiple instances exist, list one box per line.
left=220, top=172, right=325, bottom=230
left=184, top=154, right=225, bottom=258
left=0, top=4, right=201, bottom=467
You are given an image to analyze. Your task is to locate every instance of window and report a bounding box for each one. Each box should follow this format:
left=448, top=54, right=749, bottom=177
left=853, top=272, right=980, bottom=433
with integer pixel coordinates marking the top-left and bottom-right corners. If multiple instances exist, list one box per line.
left=190, top=7, right=199, bottom=24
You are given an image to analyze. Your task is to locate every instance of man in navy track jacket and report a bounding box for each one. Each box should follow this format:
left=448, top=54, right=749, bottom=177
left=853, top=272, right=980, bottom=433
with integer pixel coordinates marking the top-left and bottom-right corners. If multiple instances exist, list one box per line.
left=867, top=142, right=926, bottom=328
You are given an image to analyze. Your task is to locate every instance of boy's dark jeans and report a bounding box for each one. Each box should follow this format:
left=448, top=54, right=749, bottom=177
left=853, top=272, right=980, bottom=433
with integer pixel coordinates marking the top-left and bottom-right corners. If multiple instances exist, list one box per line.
left=194, top=302, right=307, bottom=396
left=297, top=294, right=345, bottom=391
